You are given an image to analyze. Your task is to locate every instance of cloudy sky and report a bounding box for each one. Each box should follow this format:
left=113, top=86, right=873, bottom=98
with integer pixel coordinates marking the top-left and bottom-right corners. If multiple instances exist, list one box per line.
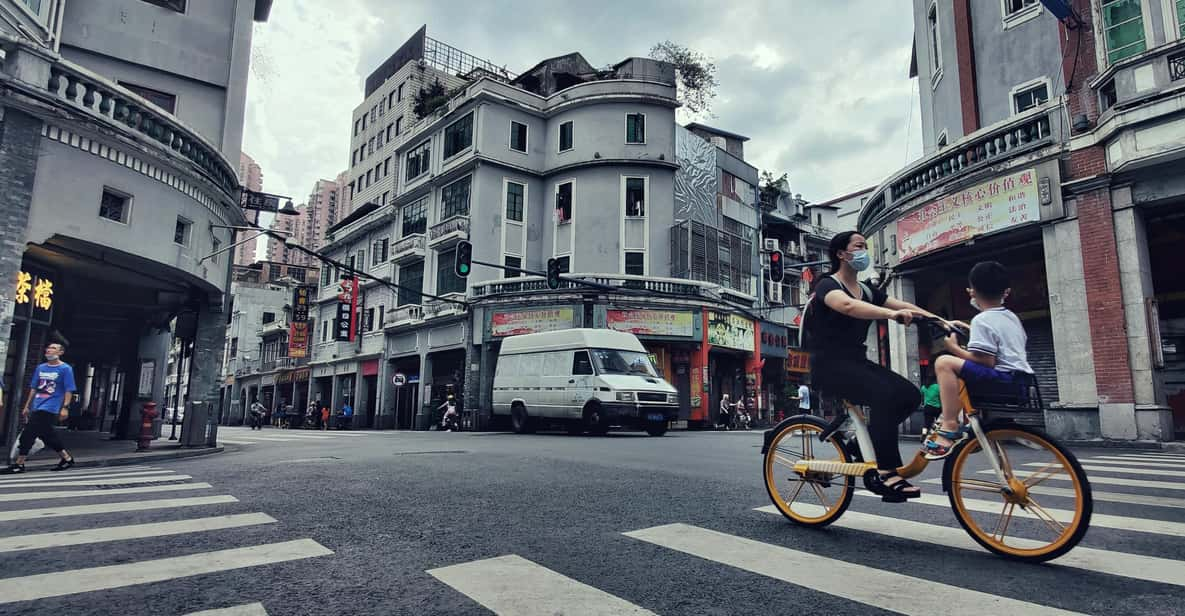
left=242, top=0, right=922, bottom=213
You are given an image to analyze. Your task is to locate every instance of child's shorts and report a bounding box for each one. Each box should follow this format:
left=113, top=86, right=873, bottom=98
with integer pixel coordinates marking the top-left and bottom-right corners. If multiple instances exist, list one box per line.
left=959, top=361, right=1030, bottom=401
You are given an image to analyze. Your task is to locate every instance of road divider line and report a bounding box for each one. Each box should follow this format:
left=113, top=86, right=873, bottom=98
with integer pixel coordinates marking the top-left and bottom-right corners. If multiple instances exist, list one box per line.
left=0, top=482, right=212, bottom=503
left=755, top=504, right=1185, bottom=588
left=0, top=539, right=332, bottom=604
left=428, top=554, right=657, bottom=615
left=624, top=523, right=1082, bottom=615
left=0, top=495, right=237, bottom=522
left=0, top=512, right=276, bottom=552
left=0, top=475, right=194, bottom=489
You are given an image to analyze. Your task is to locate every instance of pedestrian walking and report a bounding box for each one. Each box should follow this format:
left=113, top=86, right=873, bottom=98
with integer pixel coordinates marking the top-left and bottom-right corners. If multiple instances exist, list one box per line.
left=249, top=401, right=265, bottom=430
left=3, top=342, right=77, bottom=474
left=717, top=394, right=732, bottom=430
left=920, top=382, right=941, bottom=436
left=320, top=405, right=330, bottom=431
left=338, top=402, right=353, bottom=430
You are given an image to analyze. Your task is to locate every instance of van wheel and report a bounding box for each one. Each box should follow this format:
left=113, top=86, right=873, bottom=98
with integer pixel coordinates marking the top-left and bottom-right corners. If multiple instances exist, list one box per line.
left=645, top=421, right=668, bottom=437
left=584, top=404, right=610, bottom=436
left=511, top=405, right=534, bottom=434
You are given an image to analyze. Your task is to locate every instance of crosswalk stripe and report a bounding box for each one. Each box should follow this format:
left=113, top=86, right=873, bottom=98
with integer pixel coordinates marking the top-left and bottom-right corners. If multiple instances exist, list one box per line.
left=0, top=475, right=193, bottom=489
left=755, top=504, right=1185, bottom=588
left=1112, top=453, right=1185, bottom=460
left=853, top=491, right=1185, bottom=536
left=625, top=523, right=1082, bottom=615
left=0, top=495, right=237, bottom=522
left=919, top=478, right=1185, bottom=509
left=0, top=512, right=276, bottom=553
left=984, top=469, right=1185, bottom=491
left=0, top=482, right=213, bottom=503
left=1024, top=462, right=1185, bottom=478
left=1079, top=458, right=1185, bottom=469
left=428, top=554, right=657, bottom=615
left=184, top=603, right=269, bottom=616
left=0, top=470, right=179, bottom=485
left=217, top=439, right=256, bottom=445
left=0, top=538, right=332, bottom=604
left=243, top=433, right=332, bottom=440
left=0, top=467, right=162, bottom=482
left=221, top=436, right=306, bottom=442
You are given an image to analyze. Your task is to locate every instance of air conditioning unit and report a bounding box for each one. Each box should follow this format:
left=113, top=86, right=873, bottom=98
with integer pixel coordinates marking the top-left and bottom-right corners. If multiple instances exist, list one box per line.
left=765, top=279, right=783, bottom=304
left=787, top=240, right=801, bottom=257
left=763, top=238, right=780, bottom=252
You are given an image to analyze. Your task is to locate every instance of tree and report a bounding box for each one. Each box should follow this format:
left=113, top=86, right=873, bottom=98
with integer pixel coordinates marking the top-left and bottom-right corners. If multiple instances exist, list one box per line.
left=649, top=41, right=718, bottom=117
left=759, top=171, right=789, bottom=209
left=412, top=79, right=450, bottom=120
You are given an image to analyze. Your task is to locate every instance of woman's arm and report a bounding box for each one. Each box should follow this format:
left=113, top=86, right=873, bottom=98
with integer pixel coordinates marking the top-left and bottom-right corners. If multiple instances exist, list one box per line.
left=823, top=289, right=902, bottom=321
left=883, top=296, right=937, bottom=318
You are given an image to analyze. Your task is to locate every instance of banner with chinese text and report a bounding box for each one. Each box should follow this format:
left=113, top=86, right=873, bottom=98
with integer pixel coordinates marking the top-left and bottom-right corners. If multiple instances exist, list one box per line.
left=707, top=312, right=754, bottom=351
left=896, top=168, right=1038, bottom=261
left=288, top=322, right=309, bottom=358
left=491, top=308, right=575, bottom=337
left=606, top=310, right=694, bottom=337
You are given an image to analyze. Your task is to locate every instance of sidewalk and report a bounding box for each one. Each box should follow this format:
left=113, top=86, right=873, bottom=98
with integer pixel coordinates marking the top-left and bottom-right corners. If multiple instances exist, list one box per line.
left=8, top=427, right=223, bottom=472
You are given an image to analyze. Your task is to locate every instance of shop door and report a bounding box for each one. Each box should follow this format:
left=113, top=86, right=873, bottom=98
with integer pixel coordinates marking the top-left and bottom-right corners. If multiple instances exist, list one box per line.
left=673, top=360, right=691, bottom=420
left=364, top=376, right=378, bottom=428
left=395, top=382, right=419, bottom=429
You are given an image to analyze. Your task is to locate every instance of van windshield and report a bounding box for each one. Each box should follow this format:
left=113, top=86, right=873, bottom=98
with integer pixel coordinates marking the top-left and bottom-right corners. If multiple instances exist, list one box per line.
left=591, top=349, right=658, bottom=377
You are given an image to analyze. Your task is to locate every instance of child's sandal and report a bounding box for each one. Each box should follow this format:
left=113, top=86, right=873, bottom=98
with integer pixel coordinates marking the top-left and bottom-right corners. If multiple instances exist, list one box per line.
left=922, top=428, right=969, bottom=460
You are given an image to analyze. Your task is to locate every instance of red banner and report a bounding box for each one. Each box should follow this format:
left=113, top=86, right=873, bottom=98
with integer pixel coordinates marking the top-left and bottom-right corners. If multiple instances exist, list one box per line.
left=288, top=322, right=309, bottom=358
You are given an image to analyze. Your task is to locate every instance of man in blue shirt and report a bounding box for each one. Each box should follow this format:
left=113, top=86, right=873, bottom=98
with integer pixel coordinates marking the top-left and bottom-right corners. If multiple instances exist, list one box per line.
left=339, top=402, right=353, bottom=430
left=4, top=343, right=77, bottom=474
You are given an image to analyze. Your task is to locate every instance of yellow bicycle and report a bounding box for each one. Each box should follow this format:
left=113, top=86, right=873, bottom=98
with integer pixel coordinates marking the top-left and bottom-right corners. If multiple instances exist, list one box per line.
left=761, top=320, right=1092, bottom=563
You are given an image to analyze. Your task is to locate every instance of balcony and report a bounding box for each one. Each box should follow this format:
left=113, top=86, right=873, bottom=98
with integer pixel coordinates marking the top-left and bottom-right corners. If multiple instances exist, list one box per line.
left=428, top=215, right=470, bottom=248
left=276, top=356, right=308, bottom=369
left=234, top=358, right=260, bottom=377
left=471, top=273, right=721, bottom=300
left=423, top=296, right=466, bottom=319
left=386, top=304, right=424, bottom=328
left=391, top=234, right=427, bottom=264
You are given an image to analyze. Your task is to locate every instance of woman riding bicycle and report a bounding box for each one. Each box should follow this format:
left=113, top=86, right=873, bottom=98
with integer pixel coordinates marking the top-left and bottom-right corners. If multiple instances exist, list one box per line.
left=807, top=231, right=945, bottom=502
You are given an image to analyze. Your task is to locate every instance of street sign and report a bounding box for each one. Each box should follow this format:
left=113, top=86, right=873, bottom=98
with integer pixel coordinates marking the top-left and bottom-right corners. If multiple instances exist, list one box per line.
left=392, top=372, right=407, bottom=387
left=242, top=191, right=280, bottom=212
left=292, top=285, right=312, bottom=323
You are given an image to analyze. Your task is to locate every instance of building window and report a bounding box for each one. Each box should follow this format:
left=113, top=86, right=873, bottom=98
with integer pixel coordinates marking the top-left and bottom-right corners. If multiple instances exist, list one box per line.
left=368, top=137, right=375, bottom=155
left=506, top=182, right=525, bottom=222
left=365, top=308, right=375, bottom=332
left=626, top=113, right=646, bottom=144
left=365, top=170, right=372, bottom=187
left=928, top=2, right=942, bottom=76
left=625, top=177, right=646, bottom=217
left=378, top=304, right=385, bottom=328
left=405, top=141, right=430, bottom=181
left=142, top=0, right=186, bottom=13
left=321, top=267, right=332, bottom=286
left=504, top=255, right=522, bottom=278
left=395, top=116, right=403, bottom=135
left=555, top=181, right=573, bottom=223
left=211, top=238, right=221, bottom=264
left=174, top=217, right=192, bottom=246
left=559, top=121, right=574, bottom=152
left=388, top=91, right=396, bottom=109
left=625, top=252, right=645, bottom=276
left=99, top=188, right=131, bottom=223
left=262, top=311, right=276, bottom=324
left=443, top=113, right=474, bottom=159
left=386, top=124, right=393, bottom=141
left=398, top=261, right=424, bottom=306
left=356, top=249, right=366, bottom=272
left=441, top=176, right=471, bottom=219
left=361, top=114, right=367, bottom=130
left=373, top=238, right=389, bottom=264
left=397, top=82, right=405, bottom=102
left=1101, top=0, right=1147, bottom=64
left=437, top=250, right=466, bottom=295
left=1011, top=80, right=1050, bottom=113
left=321, top=320, right=329, bottom=342
left=376, top=131, right=384, bottom=148
left=1177, top=0, right=1185, bottom=38
left=354, top=119, right=361, bottom=136
left=230, top=337, right=238, bottom=358
left=290, top=268, right=306, bottom=282
left=402, top=198, right=428, bottom=237
left=120, top=81, right=177, bottom=114
left=510, top=121, right=528, bottom=153
left=381, top=191, right=390, bottom=206
left=1002, top=0, right=1038, bottom=18
left=384, top=157, right=391, bottom=177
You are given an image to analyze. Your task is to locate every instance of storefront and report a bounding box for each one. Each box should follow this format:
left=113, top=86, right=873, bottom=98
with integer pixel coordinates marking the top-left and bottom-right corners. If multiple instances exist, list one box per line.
left=759, top=322, right=789, bottom=422
left=275, top=367, right=310, bottom=426
left=598, top=307, right=702, bottom=423
left=705, top=311, right=758, bottom=428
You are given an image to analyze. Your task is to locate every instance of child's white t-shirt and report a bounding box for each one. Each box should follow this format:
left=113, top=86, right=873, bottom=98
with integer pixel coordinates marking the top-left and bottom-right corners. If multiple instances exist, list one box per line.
left=967, top=307, right=1033, bottom=374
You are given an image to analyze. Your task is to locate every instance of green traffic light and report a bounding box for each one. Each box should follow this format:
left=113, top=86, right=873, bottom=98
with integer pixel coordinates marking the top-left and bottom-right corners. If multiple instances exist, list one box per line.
left=460, top=265, right=469, bottom=274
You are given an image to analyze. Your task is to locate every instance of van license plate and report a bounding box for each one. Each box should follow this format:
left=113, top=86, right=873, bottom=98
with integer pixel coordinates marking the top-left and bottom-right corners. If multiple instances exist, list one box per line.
left=647, top=413, right=666, bottom=422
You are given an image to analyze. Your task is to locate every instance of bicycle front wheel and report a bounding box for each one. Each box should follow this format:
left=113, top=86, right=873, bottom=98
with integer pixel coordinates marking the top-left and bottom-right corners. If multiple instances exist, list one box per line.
left=947, top=423, right=1092, bottom=562
left=763, top=416, right=854, bottom=527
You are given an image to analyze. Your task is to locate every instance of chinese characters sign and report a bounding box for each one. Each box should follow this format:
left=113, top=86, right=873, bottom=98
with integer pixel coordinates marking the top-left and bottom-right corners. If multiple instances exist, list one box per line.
left=896, top=168, right=1038, bottom=261
left=707, top=312, right=754, bottom=351
left=606, top=310, right=694, bottom=338
left=14, top=271, right=53, bottom=315
left=492, top=308, right=574, bottom=337
left=786, top=350, right=811, bottom=373
left=292, top=286, right=312, bottom=323
left=759, top=323, right=789, bottom=358
left=289, top=321, right=309, bottom=358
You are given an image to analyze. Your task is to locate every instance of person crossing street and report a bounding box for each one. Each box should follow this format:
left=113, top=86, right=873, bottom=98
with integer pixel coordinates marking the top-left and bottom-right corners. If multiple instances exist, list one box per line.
left=3, top=343, right=77, bottom=474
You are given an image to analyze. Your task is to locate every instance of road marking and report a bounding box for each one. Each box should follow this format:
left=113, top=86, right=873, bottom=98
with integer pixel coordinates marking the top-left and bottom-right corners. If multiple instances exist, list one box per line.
left=0, top=475, right=193, bottom=489
left=1079, top=458, right=1185, bottom=469
left=0, top=539, right=332, bottom=604
left=218, top=439, right=256, bottom=445
left=1111, top=453, right=1185, bottom=460
left=981, top=469, right=1185, bottom=491
left=428, top=554, right=656, bottom=615
left=0, top=495, right=237, bottom=522
left=0, top=512, right=276, bottom=552
left=219, top=436, right=309, bottom=442
left=0, top=468, right=168, bottom=483
left=921, top=478, right=1185, bottom=509
left=184, top=603, right=269, bottom=616
left=625, top=523, right=1082, bottom=615
left=1022, top=462, right=1185, bottom=478
left=854, top=492, right=1185, bottom=537
left=243, top=433, right=332, bottom=440
left=755, top=504, right=1185, bottom=588
left=0, top=482, right=212, bottom=503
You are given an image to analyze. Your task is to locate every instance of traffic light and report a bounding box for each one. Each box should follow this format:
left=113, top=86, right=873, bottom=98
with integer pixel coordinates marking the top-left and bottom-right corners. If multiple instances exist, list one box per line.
left=546, top=257, right=561, bottom=289
left=769, top=249, right=785, bottom=283
left=455, top=240, right=472, bottom=277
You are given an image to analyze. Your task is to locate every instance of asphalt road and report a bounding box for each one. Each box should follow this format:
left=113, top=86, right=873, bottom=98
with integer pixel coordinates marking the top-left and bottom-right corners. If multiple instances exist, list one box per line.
left=1, top=425, right=1183, bottom=615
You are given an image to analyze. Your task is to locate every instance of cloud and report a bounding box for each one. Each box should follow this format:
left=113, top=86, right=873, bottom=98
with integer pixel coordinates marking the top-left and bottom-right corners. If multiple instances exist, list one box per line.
left=242, top=0, right=922, bottom=209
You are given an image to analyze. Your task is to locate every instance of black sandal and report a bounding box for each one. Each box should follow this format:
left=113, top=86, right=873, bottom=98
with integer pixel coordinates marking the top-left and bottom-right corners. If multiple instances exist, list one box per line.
left=1, top=463, right=25, bottom=475
left=50, top=457, right=74, bottom=472
left=870, top=470, right=921, bottom=503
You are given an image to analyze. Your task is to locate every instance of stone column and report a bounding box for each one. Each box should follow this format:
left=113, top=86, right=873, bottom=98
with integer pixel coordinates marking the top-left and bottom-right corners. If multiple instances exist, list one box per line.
left=0, top=109, right=44, bottom=448
left=888, top=276, right=921, bottom=386
left=184, top=302, right=227, bottom=446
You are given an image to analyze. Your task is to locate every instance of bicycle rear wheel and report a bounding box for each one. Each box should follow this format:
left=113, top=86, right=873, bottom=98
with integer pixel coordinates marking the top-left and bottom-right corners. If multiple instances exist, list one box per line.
left=763, top=416, right=853, bottom=527
left=946, top=423, right=1092, bottom=562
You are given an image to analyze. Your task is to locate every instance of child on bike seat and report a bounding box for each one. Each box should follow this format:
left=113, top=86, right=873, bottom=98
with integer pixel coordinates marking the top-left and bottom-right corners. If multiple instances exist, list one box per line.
left=925, top=261, right=1034, bottom=460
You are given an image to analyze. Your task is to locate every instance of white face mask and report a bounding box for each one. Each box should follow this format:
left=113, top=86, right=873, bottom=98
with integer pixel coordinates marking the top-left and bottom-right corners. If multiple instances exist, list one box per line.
left=969, top=298, right=982, bottom=312
left=45, top=353, right=59, bottom=362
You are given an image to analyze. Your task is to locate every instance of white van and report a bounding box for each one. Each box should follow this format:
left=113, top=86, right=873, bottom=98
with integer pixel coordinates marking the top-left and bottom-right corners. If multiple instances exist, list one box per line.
left=492, top=328, right=678, bottom=436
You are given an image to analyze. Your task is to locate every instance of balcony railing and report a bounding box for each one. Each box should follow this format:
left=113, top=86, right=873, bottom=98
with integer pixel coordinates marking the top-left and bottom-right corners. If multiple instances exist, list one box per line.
left=45, top=61, right=239, bottom=203
left=391, top=234, right=427, bottom=264
left=276, top=356, right=308, bottom=369
left=471, top=273, right=721, bottom=300
left=858, top=106, right=1060, bottom=233
left=386, top=304, right=424, bottom=327
left=234, top=358, right=260, bottom=377
left=428, top=215, right=470, bottom=248
left=423, top=296, right=466, bottom=319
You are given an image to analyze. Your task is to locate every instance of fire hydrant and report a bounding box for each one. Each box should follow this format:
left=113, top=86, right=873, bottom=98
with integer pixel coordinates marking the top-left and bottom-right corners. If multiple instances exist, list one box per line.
left=137, top=402, right=159, bottom=451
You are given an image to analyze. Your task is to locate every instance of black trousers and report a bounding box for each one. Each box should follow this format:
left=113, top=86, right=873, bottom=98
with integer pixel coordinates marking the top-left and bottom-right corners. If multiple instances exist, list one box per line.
left=18, top=411, right=65, bottom=456
left=812, top=357, right=921, bottom=470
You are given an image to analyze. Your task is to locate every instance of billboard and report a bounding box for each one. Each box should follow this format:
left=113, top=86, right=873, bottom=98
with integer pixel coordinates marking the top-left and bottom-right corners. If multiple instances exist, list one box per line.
left=491, top=308, right=575, bottom=337
left=606, top=310, right=694, bottom=338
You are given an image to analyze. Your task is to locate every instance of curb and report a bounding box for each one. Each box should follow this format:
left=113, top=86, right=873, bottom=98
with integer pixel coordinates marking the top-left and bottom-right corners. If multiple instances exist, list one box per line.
left=24, top=445, right=224, bottom=472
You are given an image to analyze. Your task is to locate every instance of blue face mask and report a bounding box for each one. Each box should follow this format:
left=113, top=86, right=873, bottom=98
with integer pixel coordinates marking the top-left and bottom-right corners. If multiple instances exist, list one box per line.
left=848, top=250, right=871, bottom=272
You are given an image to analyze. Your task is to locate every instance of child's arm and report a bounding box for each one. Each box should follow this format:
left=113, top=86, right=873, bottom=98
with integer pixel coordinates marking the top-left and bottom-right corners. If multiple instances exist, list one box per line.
left=944, top=332, right=997, bottom=368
